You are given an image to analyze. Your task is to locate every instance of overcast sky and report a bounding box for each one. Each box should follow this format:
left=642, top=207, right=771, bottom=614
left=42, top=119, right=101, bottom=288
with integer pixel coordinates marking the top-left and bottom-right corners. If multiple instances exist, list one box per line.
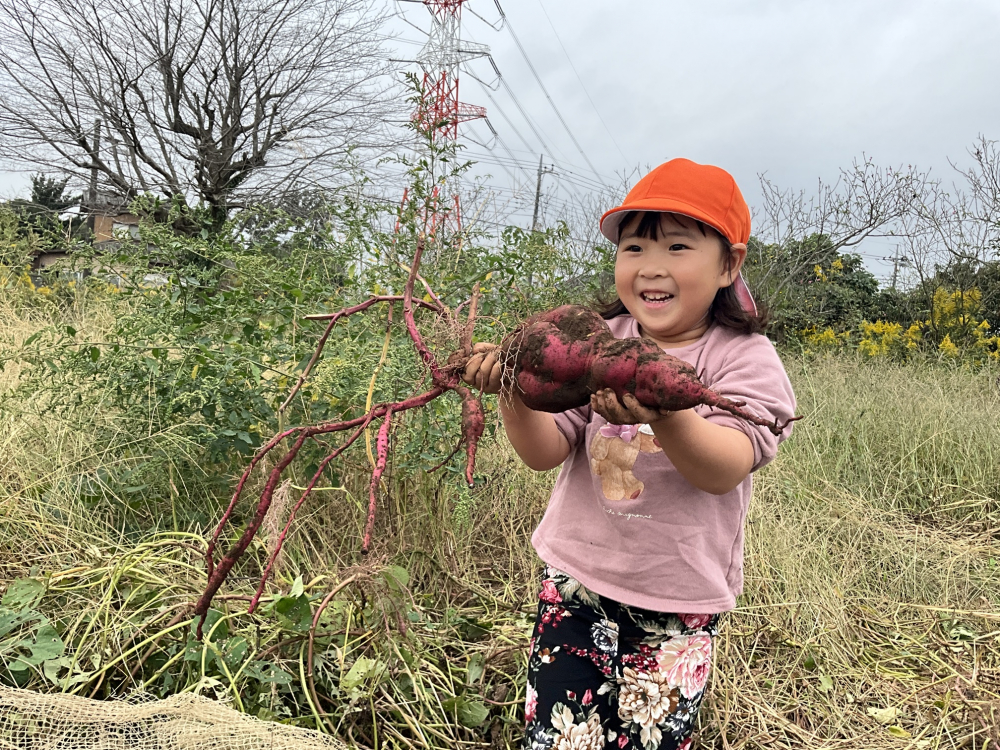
left=4, top=0, right=999, bottom=279
left=391, top=0, right=1000, bottom=278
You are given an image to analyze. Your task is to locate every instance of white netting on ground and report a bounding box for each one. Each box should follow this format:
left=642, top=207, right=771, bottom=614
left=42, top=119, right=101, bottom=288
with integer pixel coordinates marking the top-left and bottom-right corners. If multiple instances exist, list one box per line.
left=0, top=686, right=346, bottom=750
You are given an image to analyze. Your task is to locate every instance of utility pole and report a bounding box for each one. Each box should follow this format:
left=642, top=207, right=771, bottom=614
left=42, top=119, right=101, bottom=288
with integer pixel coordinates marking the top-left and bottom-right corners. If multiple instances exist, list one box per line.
left=87, top=118, right=102, bottom=234
left=88, top=118, right=101, bottom=207
left=883, top=247, right=903, bottom=290
left=531, top=154, right=554, bottom=231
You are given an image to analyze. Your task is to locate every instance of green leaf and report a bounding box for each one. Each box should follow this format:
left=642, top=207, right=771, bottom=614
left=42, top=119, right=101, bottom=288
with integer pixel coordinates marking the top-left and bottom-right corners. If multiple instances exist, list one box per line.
left=466, top=653, right=485, bottom=685
left=458, top=698, right=489, bottom=728
left=272, top=594, right=311, bottom=633
left=244, top=660, right=293, bottom=685
left=341, top=656, right=385, bottom=691
left=2, top=579, right=45, bottom=610
left=289, top=575, right=304, bottom=598
left=0, top=608, right=41, bottom=639
left=42, top=655, right=72, bottom=684
left=65, top=326, right=77, bottom=337
left=457, top=616, right=491, bottom=642
left=190, top=609, right=228, bottom=641
left=21, top=623, right=64, bottom=665
left=818, top=674, right=834, bottom=692
left=89, top=346, right=100, bottom=362
left=221, top=636, right=249, bottom=669
left=886, top=726, right=911, bottom=738
left=383, top=565, right=409, bottom=592
left=442, top=696, right=490, bottom=728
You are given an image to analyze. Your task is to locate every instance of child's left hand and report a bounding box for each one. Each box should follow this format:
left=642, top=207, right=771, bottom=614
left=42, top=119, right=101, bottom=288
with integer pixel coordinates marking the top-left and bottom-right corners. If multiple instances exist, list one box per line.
left=590, top=389, right=676, bottom=426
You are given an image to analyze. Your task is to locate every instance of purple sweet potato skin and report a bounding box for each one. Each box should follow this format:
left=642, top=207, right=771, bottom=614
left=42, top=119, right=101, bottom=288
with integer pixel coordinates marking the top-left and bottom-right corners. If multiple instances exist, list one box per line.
left=460, top=393, right=485, bottom=486
left=501, top=305, right=606, bottom=412
left=633, top=347, right=708, bottom=411
left=502, top=305, right=712, bottom=413
left=500, top=305, right=792, bottom=436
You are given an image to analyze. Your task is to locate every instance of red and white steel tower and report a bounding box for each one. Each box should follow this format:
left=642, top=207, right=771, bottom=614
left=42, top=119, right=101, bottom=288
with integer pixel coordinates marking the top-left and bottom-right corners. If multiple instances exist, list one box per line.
left=410, top=0, right=488, bottom=236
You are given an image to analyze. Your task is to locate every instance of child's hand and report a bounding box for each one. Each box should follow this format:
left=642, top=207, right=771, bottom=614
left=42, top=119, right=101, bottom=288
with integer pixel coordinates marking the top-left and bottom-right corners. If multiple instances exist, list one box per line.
left=462, top=342, right=503, bottom=394
left=591, top=388, right=675, bottom=426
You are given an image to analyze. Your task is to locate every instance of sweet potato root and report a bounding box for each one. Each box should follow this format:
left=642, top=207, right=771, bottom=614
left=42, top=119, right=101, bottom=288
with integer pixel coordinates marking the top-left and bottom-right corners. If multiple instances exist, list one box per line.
left=501, top=305, right=796, bottom=435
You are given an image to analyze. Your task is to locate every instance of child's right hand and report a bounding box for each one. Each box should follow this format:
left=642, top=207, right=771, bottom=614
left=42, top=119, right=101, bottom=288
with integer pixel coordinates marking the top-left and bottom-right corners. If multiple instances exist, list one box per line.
left=462, top=342, right=503, bottom=394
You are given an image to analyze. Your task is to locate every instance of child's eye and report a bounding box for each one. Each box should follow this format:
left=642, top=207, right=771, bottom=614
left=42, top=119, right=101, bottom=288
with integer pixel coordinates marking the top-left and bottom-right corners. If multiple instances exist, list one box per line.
left=619, top=244, right=642, bottom=253
left=669, top=243, right=688, bottom=252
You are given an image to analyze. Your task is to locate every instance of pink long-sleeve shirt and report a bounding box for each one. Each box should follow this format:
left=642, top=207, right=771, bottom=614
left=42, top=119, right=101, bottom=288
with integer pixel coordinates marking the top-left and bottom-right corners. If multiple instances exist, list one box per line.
left=532, top=314, right=797, bottom=613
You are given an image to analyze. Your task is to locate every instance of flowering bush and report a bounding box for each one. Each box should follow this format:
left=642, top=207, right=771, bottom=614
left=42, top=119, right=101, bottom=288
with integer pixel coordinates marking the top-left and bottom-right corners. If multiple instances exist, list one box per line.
left=797, top=286, right=1000, bottom=364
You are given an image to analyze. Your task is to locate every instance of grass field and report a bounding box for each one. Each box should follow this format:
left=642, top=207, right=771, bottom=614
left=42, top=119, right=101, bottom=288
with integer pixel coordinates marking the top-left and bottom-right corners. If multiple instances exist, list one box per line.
left=1, top=292, right=998, bottom=749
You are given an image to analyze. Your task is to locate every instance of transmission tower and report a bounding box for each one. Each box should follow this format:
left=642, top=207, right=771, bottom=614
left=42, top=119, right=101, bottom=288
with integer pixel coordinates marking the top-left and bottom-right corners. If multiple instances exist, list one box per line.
left=410, top=0, right=488, bottom=237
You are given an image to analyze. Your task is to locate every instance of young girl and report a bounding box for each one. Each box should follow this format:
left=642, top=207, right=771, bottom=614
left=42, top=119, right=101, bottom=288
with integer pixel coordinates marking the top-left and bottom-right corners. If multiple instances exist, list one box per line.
left=462, top=158, right=796, bottom=750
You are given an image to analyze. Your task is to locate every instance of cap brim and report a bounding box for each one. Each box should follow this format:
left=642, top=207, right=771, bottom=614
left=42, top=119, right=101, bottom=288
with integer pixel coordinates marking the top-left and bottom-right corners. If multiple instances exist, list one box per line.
left=600, top=198, right=732, bottom=245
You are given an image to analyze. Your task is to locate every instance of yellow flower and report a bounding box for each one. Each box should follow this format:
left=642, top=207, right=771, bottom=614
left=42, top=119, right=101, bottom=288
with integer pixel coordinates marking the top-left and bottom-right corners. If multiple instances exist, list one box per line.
left=858, top=339, right=881, bottom=357
left=857, top=320, right=903, bottom=357
left=938, top=335, right=959, bottom=357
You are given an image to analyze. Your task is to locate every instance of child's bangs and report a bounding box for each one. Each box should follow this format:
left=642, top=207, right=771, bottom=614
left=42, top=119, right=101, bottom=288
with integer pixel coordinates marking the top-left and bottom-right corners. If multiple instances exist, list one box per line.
left=617, top=211, right=710, bottom=242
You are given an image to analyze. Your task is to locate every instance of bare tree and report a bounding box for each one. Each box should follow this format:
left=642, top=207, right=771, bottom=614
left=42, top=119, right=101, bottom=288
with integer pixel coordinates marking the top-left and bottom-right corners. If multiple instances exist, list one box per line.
left=894, top=137, right=1000, bottom=336
left=911, top=136, right=1000, bottom=266
left=748, top=157, right=931, bottom=302
left=0, top=0, right=402, bottom=223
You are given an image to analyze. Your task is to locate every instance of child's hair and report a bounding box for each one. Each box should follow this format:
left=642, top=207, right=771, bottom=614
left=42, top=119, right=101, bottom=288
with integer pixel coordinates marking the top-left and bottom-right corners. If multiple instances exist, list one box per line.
left=596, top=211, right=768, bottom=335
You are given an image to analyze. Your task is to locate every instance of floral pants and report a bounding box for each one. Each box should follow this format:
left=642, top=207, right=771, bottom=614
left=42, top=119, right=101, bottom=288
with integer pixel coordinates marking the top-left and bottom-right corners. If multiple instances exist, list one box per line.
left=523, top=567, right=720, bottom=750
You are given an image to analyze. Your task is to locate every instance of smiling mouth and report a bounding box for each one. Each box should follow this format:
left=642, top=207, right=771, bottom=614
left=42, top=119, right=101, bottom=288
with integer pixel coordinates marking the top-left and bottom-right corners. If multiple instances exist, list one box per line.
left=640, top=292, right=673, bottom=303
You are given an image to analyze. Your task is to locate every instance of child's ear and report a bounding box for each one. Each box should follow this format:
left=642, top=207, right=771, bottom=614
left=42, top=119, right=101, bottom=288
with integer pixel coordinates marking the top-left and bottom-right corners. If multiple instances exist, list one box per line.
left=721, top=242, right=748, bottom=286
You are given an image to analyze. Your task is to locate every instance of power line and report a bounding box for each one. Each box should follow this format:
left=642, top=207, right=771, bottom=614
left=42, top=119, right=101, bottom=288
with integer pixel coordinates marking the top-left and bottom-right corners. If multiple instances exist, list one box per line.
left=461, top=68, right=596, bottom=204
left=459, top=26, right=569, bottom=163
left=457, top=21, right=611, bottom=204
left=481, top=120, right=535, bottom=184
left=391, top=0, right=608, bottom=230
left=466, top=79, right=537, bottom=172
left=533, top=1, right=629, bottom=165
left=493, top=0, right=609, bottom=188
left=462, top=147, right=604, bottom=190
left=464, top=149, right=607, bottom=193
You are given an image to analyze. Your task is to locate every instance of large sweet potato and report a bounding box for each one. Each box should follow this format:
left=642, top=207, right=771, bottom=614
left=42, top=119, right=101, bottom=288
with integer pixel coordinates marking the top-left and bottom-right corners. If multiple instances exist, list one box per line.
left=501, top=305, right=794, bottom=435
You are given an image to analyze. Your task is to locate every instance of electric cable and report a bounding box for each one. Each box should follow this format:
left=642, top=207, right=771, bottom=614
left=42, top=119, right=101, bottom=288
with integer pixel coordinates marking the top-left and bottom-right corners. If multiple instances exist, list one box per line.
left=493, top=0, right=609, bottom=187
left=533, top=0, right=629, bottom=164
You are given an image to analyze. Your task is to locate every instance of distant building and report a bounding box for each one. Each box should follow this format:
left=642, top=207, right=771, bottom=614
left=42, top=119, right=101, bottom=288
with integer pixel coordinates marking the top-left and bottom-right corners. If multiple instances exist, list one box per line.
left=88, top=191, right=139, bottom=248
left=31, top=192, right=138, bottom=272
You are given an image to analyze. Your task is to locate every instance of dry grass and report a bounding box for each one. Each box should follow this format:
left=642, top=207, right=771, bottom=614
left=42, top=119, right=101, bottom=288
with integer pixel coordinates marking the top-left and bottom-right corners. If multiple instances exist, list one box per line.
left=1, top=294, right=998, bottom=749
left=699, top=356, right=1000, bottom=749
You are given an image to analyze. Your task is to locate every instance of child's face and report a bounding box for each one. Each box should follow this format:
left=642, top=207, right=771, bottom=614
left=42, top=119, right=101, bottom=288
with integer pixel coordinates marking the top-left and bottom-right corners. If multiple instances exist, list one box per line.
left=615, top=213, right=743, bottom=347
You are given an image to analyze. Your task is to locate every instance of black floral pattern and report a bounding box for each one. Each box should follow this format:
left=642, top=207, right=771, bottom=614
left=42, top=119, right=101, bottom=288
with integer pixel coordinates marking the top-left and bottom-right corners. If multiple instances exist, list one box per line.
left=524, top=567, right=720, bottom=750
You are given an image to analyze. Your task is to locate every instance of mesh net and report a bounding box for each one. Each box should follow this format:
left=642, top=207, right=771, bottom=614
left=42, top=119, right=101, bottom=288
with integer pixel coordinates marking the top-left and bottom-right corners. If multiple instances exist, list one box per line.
left=0, top=686, right=346, bottom=750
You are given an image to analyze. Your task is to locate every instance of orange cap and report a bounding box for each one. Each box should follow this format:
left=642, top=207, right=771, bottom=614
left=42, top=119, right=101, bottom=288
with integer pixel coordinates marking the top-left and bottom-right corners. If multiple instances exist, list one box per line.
left=600, top=158, right=751, bottom=245
left=600, top=158, right=756, bottom=314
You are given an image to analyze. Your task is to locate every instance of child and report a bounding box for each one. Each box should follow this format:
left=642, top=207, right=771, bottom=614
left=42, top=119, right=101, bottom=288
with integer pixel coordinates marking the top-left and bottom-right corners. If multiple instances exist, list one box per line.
left=462, top=158, right=796, bottom=750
